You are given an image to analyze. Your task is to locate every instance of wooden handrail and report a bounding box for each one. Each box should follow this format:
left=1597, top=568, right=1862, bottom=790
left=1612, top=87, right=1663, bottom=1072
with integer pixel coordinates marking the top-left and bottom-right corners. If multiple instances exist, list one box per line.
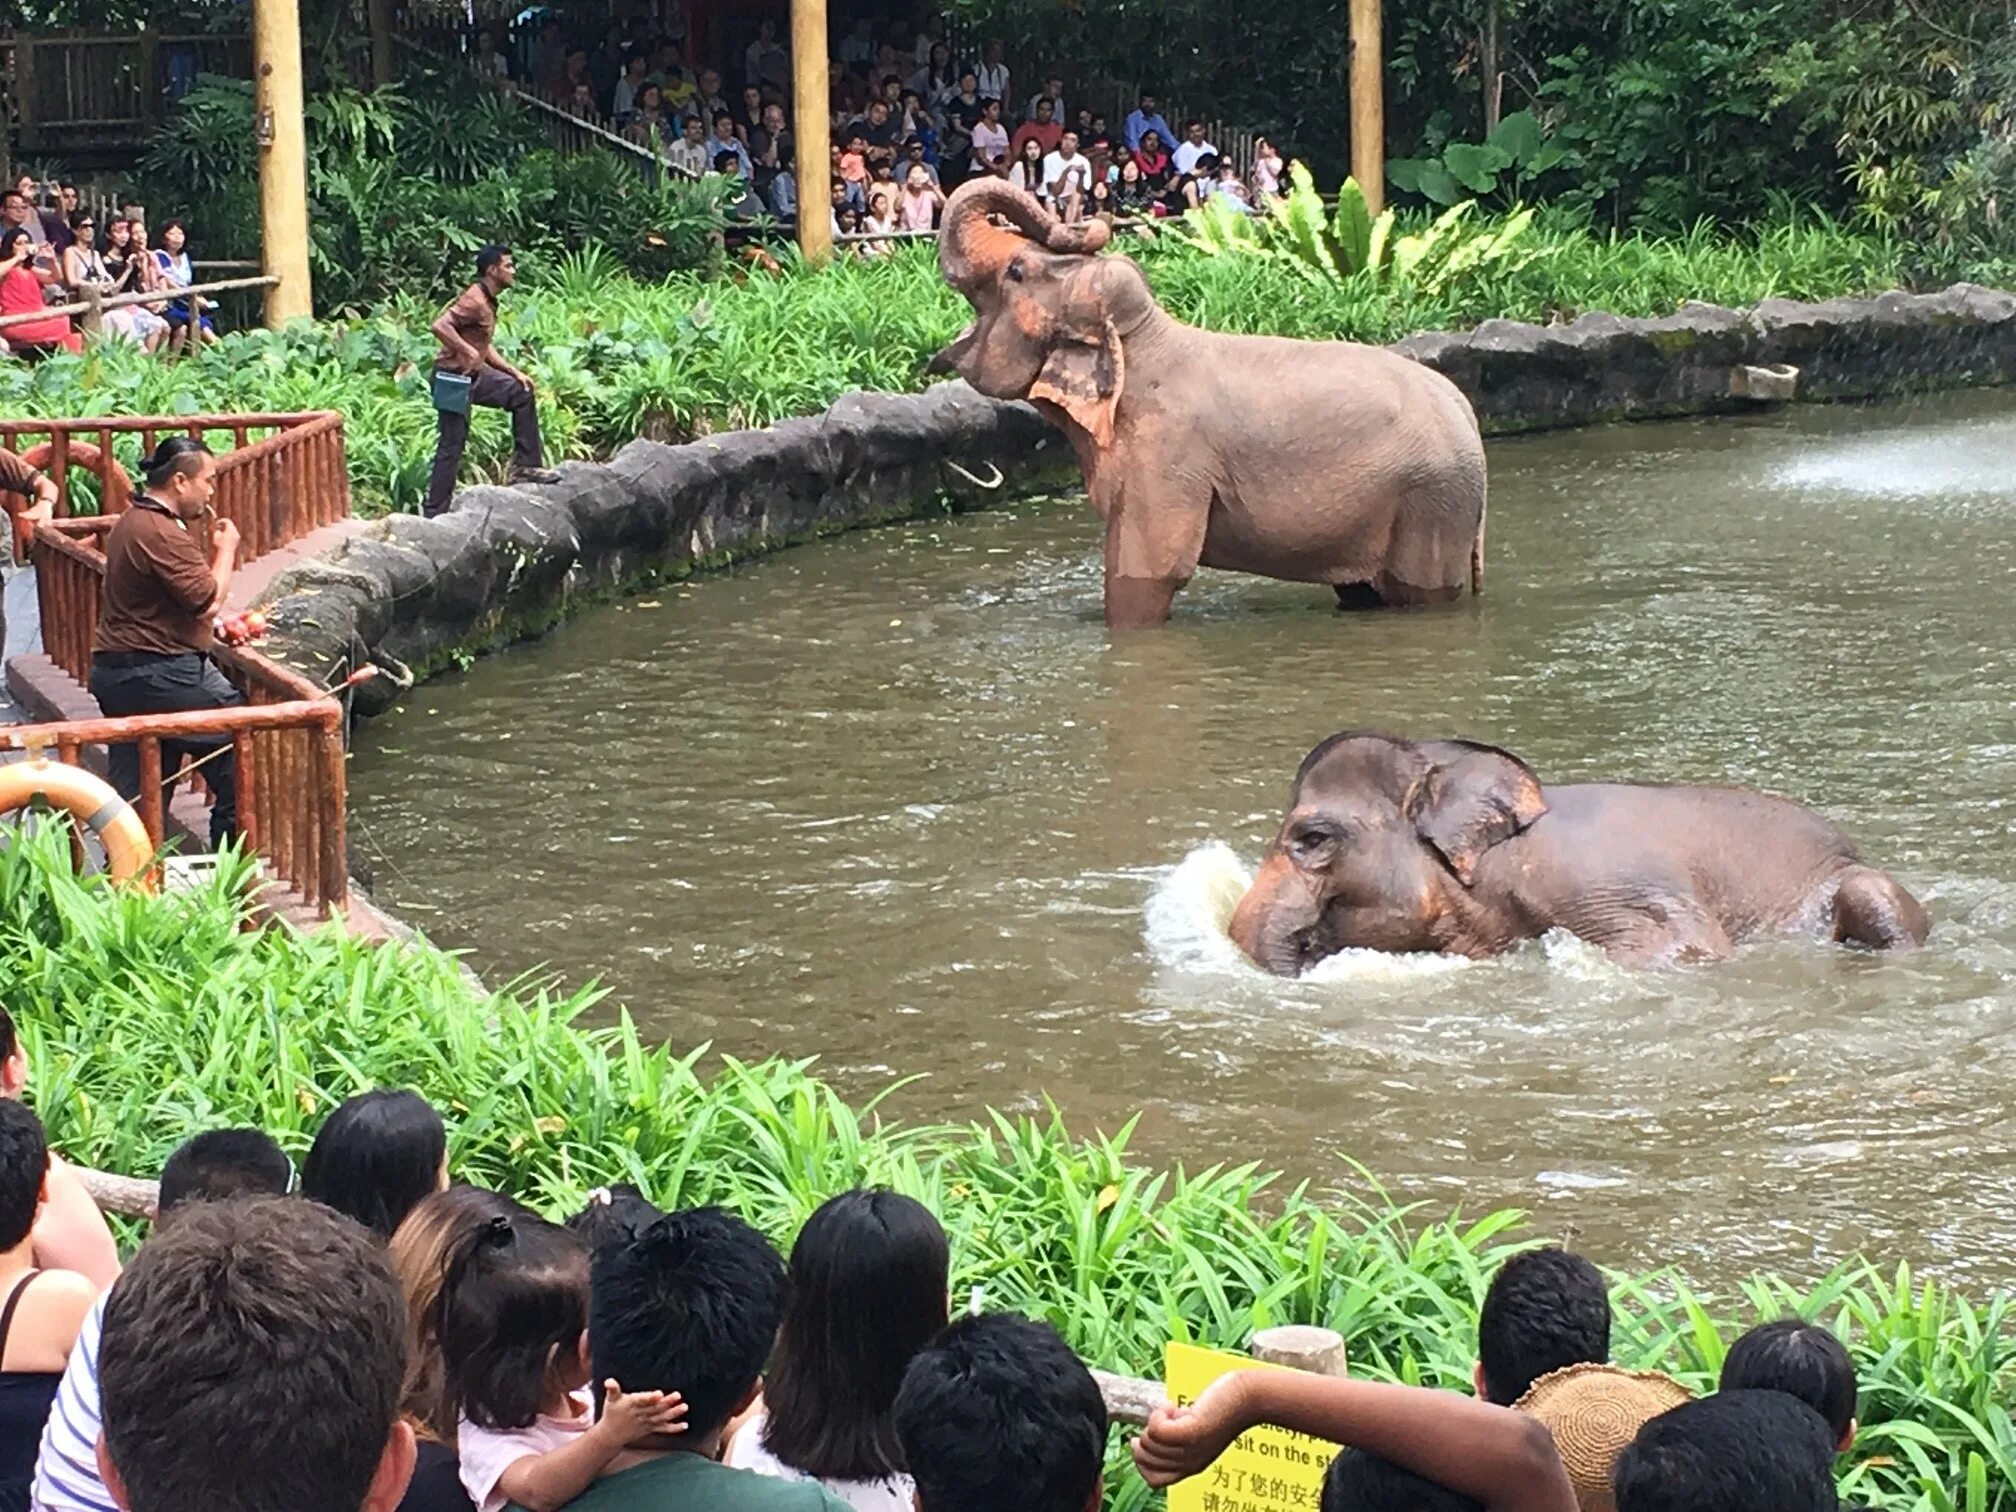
left=0, top=412, right=339, bottom=436
left=0, top=275, right=279, bottom=333
left=1, top=696, right=341, bottom=751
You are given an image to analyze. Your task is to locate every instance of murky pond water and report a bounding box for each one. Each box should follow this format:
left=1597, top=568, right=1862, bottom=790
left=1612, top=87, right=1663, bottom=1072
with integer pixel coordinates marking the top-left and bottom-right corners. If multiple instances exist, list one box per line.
left=350, top=391, right=2016, bottom=1284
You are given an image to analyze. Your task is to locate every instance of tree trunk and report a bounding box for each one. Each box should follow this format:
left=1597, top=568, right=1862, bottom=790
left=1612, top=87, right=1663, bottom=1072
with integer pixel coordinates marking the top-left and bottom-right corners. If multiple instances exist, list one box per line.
left=1482, top=0, right=1501, bottom=136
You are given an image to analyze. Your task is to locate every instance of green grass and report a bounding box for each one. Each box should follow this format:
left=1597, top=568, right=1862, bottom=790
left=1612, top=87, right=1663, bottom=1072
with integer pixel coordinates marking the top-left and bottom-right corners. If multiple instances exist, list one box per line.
left=0, top=209, right=1995, bottom=516
left=3, top=827, right=2012, bottom=1509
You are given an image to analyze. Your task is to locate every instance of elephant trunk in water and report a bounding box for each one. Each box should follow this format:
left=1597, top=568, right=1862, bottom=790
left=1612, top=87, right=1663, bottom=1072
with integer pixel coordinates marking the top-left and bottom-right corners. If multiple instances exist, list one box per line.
left=936, top=179, right=1112, bottom=293
left=1227, top=853, right=1322, bottom=976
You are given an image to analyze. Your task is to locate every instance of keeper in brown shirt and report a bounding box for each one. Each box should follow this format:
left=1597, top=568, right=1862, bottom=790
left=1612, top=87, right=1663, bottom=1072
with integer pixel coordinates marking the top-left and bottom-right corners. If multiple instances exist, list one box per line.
left=87, top=437, right=244, bottom=848
left=424, top=242, right=558, bottom=517
left=0, top=447, right=58, bottom=656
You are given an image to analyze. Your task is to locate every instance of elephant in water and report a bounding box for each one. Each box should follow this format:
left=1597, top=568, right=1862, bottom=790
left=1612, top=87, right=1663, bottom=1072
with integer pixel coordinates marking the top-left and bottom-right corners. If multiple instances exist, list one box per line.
left=1228, top=732, right=1931, bottom=973
left=929, top=180, right=1488, bottom=629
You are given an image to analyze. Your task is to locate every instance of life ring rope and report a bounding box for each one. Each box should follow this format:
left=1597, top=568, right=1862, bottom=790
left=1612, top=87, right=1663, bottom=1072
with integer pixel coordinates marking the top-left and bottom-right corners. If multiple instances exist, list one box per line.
left=0, top=759, right=156, bottom=889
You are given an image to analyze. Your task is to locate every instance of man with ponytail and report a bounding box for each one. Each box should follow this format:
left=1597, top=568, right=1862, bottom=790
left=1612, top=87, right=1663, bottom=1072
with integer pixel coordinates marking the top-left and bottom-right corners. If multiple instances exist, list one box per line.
left=87, top=437, right=242, bottom=849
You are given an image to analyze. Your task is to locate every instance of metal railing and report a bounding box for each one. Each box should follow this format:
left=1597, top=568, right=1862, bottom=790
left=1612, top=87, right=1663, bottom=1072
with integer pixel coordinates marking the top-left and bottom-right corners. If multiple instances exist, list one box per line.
left=0, top=408, right=348, bottom=561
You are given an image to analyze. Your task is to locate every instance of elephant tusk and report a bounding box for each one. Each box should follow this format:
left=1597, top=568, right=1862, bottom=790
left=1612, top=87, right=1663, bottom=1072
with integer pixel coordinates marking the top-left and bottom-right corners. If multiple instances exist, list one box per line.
left=943, top=460, right=1005, bottom=490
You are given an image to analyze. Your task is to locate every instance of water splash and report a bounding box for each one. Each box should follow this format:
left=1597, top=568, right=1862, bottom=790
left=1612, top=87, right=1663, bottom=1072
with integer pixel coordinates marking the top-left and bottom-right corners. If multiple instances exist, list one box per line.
left=1142, top=843, right=1477, bottom=983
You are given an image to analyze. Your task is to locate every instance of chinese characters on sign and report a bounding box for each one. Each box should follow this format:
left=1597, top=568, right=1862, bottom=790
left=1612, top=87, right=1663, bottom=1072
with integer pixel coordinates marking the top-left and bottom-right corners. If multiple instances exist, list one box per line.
left=1164, top=1342, right=1339, bottom=1512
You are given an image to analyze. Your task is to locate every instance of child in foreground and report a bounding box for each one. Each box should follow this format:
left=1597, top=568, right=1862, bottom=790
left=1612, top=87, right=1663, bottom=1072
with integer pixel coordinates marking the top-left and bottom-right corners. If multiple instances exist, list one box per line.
left=433, top=1211, right=689, bottom=1512
left=1132, top=1367, right=1577, bottom=1512
left=1718, top=1319, right=1858, bottom=1451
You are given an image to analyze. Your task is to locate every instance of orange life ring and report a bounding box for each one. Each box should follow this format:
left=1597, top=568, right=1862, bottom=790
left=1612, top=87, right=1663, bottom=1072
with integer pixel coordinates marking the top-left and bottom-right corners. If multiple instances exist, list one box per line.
left=0, top=759, right=155, bottom=889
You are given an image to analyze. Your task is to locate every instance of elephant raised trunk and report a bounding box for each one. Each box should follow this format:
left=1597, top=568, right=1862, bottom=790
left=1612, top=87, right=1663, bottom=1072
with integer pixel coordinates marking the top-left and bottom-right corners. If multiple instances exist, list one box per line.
left=937, top=179, right=1112, bottom=292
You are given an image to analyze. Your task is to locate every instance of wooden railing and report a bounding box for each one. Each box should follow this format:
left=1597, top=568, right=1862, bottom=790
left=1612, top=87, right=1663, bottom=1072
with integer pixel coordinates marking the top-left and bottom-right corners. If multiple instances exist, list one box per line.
left=0, top=410, right=348, bottom=561
left=11, top=516, right=349, bottom=917
left=5, top=31, right=251, bottom=148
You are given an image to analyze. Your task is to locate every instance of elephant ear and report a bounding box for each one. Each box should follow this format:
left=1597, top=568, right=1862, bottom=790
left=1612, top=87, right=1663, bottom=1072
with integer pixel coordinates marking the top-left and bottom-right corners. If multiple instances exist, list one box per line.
left=1029, top=316, right=1124, bottom=448
left=1405, top=741, right=1549, bottom=887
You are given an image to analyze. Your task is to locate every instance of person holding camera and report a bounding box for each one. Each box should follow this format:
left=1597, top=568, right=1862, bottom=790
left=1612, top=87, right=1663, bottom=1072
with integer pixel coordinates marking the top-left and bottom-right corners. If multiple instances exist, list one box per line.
left=87, top=438, right=244, bottom=850
left=424, top=244, right=560, bottom=518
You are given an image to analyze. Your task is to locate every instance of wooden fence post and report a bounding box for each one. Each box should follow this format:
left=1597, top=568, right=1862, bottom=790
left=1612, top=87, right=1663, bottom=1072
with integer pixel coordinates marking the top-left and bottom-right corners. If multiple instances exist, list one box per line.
left=79, top=283, right=103, bottom=338
left=252, top=0, right=314, bottom=325
left=792, top=0, right=833, bottom=266
left=1250, top=1325, right=1348, bottom=1377
left=1349, top=0, right=1385, bottom=213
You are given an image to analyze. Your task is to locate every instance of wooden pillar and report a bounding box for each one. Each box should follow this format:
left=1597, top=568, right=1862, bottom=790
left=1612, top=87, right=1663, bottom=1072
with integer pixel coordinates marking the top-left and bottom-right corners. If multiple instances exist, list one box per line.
left=369, top=0, right=396, bottom=88
left=1251, top=1326, right=1348, bottom=1377
left=791, top=0, right=832, bottom=266
left=1349, top=0, right=1384, bottom=213
left=253, top=0, right=314, bottom=325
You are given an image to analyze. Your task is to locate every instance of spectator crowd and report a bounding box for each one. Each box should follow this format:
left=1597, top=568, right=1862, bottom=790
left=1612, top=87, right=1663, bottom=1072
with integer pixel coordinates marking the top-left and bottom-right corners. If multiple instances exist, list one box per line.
left=0, top=176, right=221, bottom=361
left=475, top=14, right=1290, bottom=247
left=0, top=999, right=1893, bottom=1512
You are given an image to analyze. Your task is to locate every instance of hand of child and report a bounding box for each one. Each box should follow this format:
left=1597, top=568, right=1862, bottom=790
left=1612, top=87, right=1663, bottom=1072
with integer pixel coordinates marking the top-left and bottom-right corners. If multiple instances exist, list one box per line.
left=1131, top=1374, right=1252, bottom=1489
left=599, top=1380, right=690, bottom=1445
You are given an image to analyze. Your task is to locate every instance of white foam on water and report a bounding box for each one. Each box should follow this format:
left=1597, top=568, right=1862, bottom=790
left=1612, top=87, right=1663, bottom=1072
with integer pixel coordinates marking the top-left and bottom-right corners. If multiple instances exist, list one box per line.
left=1767, top=420, right=2016, bottom=503
left=1142, top=843, right=1479, bottom=983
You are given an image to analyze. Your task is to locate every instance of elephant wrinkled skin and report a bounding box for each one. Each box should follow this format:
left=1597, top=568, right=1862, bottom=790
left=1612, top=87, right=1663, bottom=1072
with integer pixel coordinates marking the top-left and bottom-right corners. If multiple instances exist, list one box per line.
left=929, top=180, right=1488, bottom=629
left=1229, top=732, right=1932, bottom=973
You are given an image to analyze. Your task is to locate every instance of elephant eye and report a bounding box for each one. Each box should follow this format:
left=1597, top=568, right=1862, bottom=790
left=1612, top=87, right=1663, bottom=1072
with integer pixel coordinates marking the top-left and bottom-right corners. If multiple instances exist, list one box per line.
left=1288, top=825, right=1340, bottom=864
left=1006, top=258, right=1026, bottom=282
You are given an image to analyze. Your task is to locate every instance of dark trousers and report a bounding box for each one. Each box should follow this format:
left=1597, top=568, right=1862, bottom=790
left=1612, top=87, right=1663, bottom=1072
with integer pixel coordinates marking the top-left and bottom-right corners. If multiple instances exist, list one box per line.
left=425, top=367, right=544, bottom=517
left=89, top=653, right=243, bottom=849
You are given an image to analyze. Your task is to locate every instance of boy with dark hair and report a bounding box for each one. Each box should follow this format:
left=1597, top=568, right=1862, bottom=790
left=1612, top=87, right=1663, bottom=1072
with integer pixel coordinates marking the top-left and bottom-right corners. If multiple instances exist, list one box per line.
left=1475, top=1247, right=1610, bottom=1405
left=1135, top=1367, right=1574, bottom=1512
left=37, top=1128, right=296, bottom=1512
left=96, top=1196, right=415, bottom=1512
left=1612, top=1390, right=1839, bottom=1512
left=893, top=1314, right=1106, bottom=1512
left=1321, top=1450, right=1482, bottom=1512
left=573, top=1207, right=844, bottom=1509
left=1718, top=1319, right=1858, bottom=1450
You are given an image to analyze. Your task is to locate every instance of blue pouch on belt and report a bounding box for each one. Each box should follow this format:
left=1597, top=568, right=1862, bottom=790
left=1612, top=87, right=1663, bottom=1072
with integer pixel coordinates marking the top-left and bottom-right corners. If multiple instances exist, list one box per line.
left=431, top=371, right=474, bottom=414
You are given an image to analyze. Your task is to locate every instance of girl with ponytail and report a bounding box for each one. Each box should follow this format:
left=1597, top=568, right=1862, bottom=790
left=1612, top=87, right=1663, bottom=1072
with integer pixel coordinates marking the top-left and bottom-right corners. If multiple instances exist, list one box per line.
left=435, top=1211, right=688, bottom=1512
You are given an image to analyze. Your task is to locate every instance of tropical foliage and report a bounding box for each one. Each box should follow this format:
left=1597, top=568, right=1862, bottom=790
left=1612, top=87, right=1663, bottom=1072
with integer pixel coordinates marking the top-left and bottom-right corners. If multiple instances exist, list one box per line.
left=3, top=827, right=2013, bottom=1510
left=0, top=206, right=1964, bottom=514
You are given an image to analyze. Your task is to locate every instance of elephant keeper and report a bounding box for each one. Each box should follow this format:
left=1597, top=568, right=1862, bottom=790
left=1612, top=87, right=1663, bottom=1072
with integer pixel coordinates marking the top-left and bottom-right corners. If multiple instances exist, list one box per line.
left=424, top=242, right=559, bottom=517
left=0, top=447, right=57, bottom=655
left=87, top=437, right=243, bottom=850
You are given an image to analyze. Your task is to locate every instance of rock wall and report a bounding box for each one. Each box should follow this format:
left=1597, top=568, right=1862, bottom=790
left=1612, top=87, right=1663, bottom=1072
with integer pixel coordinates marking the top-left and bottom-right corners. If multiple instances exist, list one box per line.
left=261, top=283, right=2016, bottom=715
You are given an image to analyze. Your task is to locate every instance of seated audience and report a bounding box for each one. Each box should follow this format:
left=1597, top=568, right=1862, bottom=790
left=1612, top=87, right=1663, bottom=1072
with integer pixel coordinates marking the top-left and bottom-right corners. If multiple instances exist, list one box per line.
left=1133, top=1365, right=1575, bottom=1512
left=149, top=222, right=217, bottom=352
left=836, top=135, right=871, bottom=209
left=710, top=113, right=754, bottom=181
left=1718, top=1319, right=1857, bottom=1452
left=908, top=45, right=955, bottom=108
left=434, top=1211, right=685, bottom=1512
left=898, top=138, right=940, bottom=189
left=572, top=1207, right=845, bottom=1508
left=1043, top=131, right=1094, bottom=221
left=0, top=230, right=80, bottom=356
left=1009, top=99, right=1063, bottom=163
left=720, top=156, right=770, bottom=222
left=1124, top=93, right=1174, bottom=152
left=1172, top=119, right=1218, bottom=176
left=769, top=167, right=799, bottom=220
left=1252, top=135, right=1286, bottom=196
left=1008, top=137, right=1046, bottom=196
left=0, top=1012, right=116, bottom=1289
left=0, top=1103, right=96, bottom=1510
left=32, top=1128, right=294, bottom=1512
left=968, top=101, right=1009, bottom=177
left=95, top=1196, right=416, bottom=1512
left=1134, top=130, right=1172, bottom=188
left=59, top=216, right=161, bottom=353
left=474, top=28, right=511, bottom=79
left=663, top=111, right=711, bottom=177
left=860, top=189, right=898, bottom=257
left=1113, top=159, right=1155, bottom=217
left=302, top=1089, right=449, bottom=1242
left=726, top=1192, right=947, bottom=1511
left=1207, top=159, right=1253, bottom=210
left=388, top=1186, right=525, bottom=1512
left=611, top=54, right=649, bottom=118
left=893, top=1314, right=1104, bottom=1512
left=896, top=168, right=945, bottom=232
left=1612, top=1390, right=1840, bottom=1512
left=1025, top=75, right=1066, bottom=123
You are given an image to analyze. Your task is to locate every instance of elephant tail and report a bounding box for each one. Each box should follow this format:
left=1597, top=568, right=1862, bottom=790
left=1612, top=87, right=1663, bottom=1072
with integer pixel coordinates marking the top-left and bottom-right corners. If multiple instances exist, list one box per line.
left=1469, top=507, right=1486, bottom=596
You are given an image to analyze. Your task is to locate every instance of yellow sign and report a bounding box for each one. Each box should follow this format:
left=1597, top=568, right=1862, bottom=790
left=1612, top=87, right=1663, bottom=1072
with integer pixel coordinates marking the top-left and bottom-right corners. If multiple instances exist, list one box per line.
left=1164, top=1342, right=1339, bottom=1512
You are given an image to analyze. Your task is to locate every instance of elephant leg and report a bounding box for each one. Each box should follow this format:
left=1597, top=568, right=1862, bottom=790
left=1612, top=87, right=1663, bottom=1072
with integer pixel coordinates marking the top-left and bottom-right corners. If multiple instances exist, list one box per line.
left=1333, top=583, right=1387, bottom=611
left=1103, top=481, right=1208, bottom=630
left=1832, top=866, right=1931, bottom=949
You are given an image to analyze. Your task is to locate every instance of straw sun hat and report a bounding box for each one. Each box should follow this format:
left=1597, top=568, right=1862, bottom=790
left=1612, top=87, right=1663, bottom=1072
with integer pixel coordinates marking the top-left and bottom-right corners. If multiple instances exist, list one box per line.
left=1512, top=1362, right=1696, bottom=1512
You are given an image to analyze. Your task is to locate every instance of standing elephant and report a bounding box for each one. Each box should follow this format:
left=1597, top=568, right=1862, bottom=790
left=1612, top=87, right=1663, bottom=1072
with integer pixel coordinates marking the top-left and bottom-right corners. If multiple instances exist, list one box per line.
left=1229, top=732, right=1931, bottom=973
left=929, top=180, right=1488, bottom=629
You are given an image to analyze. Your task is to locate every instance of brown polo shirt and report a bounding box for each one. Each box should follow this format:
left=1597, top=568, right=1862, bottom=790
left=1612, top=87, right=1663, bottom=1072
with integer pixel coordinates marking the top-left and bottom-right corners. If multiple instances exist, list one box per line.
left=435, top=281, right=497, bottom=375
left=0, top=449, right=44, bottom=499
left=94, top=498, right=218, bottom=657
